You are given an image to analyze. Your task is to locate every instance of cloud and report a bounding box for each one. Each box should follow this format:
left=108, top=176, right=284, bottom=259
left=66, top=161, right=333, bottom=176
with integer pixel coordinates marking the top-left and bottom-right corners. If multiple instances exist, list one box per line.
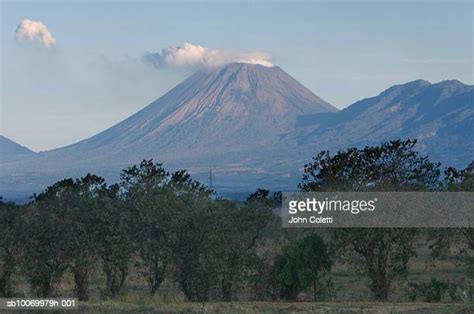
left=15, top=19, right=56, bottom=48
left=402, top=58, right=470, bottom=65
left=143, top=43, right=273, bottom=69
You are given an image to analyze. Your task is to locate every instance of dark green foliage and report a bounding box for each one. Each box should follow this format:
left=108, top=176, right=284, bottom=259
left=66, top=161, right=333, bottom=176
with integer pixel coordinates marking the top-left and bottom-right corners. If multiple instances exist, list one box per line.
left=273, top=245, right=302, bottom=301
left=173, top=197, right=216, bottom=302
left=300, top=140, right=440, bottom=300
left=21, top=179, right=77, bottom=297
left=212, top=190, right=276, bottom=301
left=19, top=175, right=107, bottom=299
left=93, top=184, right=133, bottom=297
left=0, top=199, right=22, bottom=297
left=1, top=141, right=471, bottom=303
left=335, top=228, right=418, bottom=301
left=407, top=278, right=463, bottom=302
left=173, top=189, right=276, bottom=302
left=300, top=139, right=440, bottom=192
left=6, top=160, right=281, bottom=301
left=444, top=161, right=474, bottom=191
left=428, top=161, right=474, bottom=300
left=121, top=160, right=215, bottom=301
left=66, top=174, right=106, bottom=301
left=294, top=234, right=334, bottom=301
left=120, top=160, right=208, bottom=295
left=273, top=234, right=333, bottom=301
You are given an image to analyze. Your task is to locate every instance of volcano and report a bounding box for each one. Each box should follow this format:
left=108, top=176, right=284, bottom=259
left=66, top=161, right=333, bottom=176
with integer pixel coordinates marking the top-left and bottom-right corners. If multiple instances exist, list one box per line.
left=61, top=63, right=336, bottom=158
left=0, top=63, right=337, bottom=196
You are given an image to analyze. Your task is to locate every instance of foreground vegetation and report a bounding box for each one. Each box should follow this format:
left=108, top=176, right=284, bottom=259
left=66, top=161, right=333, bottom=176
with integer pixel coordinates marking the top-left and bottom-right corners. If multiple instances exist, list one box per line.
left=78, top=300, right=473, bottom=313
left=0, top=140, right=473, bottom=309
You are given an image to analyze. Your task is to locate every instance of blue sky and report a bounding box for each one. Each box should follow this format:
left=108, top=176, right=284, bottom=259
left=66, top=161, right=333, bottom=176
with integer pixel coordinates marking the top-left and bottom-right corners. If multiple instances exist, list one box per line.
left=1, top=0, right=472, bottom=151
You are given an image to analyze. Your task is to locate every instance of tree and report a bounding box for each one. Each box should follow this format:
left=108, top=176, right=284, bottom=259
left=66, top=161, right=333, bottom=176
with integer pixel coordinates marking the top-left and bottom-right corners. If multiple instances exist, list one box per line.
left=121, top=160, right=211, bottom=295
left=120, top=160, right=214, bottom=301
left=0, top=199, right=22, bottom=297
left=212, top=190, right=277, bottom=301
left=273, top=244, right=302, bottom=301
left=21, top=174, right=107, bottom=300
left=300, top=140, right=440, bottom=300
left=444, top=161, right=474, bottom=191
left=294, top=233, right=334, bottom=301
left=94, top=184, right=133, bottom=296
left=273, top=233, right=333, bottom=301
left=428, top=161, right=474, bottom=300
left=172, top=193, right=216, bottom=302
left=121, top=160, right=173, bottom=295
left=335, top=228, right=418, bottom=300
left=21, top=179, right=76, bottom=297
left=300, top=139, right=440, bottom=192
left=66, top=174, right=107, bottom=301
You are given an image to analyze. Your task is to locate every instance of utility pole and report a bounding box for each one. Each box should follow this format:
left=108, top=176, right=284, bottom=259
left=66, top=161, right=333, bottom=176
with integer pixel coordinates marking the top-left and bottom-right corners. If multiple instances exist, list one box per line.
left=209, top=167, right=213, bottom=190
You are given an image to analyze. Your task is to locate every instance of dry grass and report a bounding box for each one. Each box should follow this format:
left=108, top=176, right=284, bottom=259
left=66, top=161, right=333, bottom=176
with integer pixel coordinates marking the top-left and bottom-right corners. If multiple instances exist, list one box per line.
left=77, top=300, right=474, bottom=313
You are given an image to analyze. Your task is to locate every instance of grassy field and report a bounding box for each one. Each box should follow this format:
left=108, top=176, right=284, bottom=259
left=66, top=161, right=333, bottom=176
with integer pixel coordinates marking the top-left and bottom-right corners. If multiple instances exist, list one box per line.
left=8, top=261, right=472, bottom=313
left=78, top=300, right=474, bottom=313
left=6, top=240, right=472, bottom=313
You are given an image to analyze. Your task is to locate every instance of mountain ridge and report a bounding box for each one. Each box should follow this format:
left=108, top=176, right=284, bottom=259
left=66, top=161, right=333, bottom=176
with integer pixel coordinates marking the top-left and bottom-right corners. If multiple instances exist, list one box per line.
left=293, top=78, right=473, bottom=167
left=0, top=64, right=472, bottom=199
left=0, top=135, right=34, bottom=161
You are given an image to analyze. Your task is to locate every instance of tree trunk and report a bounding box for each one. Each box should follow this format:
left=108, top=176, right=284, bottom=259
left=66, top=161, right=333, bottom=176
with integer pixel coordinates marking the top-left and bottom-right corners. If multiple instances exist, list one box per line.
left=73, top=267, right=89, bottom=301
left=313, top=280, right=317, bottom=301
left=221, top=279, right=233, bottom=301
left=103, top=262, right=128, bottom=296
left=40, top=277, right=53, bottom=298
left=0, top=271, right=11, bottom=297
left=373, top=276, right=390, bottom=301
left=119, top=266, right=127, bottom=288
left=149, top=264, right=165, bottom=296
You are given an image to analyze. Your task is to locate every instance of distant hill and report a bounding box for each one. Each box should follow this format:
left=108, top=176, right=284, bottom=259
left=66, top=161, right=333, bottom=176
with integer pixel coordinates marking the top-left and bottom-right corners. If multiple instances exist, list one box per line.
left=0, top=135, right=34, bottom=161
left=0, top=64, right=472, bottom=199
left=294, top=79, right=474, bottom=168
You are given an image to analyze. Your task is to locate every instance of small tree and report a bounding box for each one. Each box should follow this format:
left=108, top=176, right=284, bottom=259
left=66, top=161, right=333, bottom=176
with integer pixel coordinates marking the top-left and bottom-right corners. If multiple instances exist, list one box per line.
left=21, top=180, right=76, bottom=297
left=94, top=184, right=133, bottom=296
left=273, top=233, right=333, bottom=301
left=66, top=174, right=107, bottom=301
left=273, top=245, right=302, bottom=301
left=121, top=160, right=211, bottom=295
left=211, top=190, right=277, bottom=301
left=121, top=160, right=173, bottom=295
left=294, top=234, right=334, bottom=301
left=20, top=174, right=106, bottom=300
left=335, top=228, right=418, bottom=300
left=428, top=161, right=474, bottom=300
left=173, top=194, right=216, bottom=302
left=300, top=140, right=440, bottom=300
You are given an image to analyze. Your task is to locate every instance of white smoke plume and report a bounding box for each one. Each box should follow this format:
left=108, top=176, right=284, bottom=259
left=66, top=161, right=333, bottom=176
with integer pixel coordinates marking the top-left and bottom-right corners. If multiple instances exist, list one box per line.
left=15, top=19, right=56, bottom=48
left=143, top=43, right=273, bottom=69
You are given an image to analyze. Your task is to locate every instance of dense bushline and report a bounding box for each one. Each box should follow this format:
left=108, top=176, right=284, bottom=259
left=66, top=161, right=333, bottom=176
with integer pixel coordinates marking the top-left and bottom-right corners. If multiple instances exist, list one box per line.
left=0, top=139, right=472, bottom=302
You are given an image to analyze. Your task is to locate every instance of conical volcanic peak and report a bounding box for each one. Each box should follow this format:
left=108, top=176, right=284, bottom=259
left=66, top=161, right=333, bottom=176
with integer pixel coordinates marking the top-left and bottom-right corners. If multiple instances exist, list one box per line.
left=64, top=62, right=337, bottom=155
